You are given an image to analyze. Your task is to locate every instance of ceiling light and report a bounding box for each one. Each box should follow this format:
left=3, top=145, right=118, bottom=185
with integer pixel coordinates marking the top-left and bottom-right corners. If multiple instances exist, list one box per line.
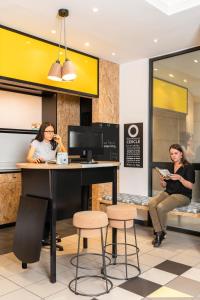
left=84, top=42, right=90, bottom=47
left=153, top=38, right=158, bottom=43
left=194, top=59, right=199, bottom=63
left=48, top=9, right=77, bottom=82
left=92, top=7, right=99, bottom=13
left=183, top=79, right=188, bottom=83
left=154, top=68, right=158, bottom=71
left=112, top=52, right=116, bottom=56
left=169, top=73, right=174, bottom=78
left=51, top=30, right=56, bottom=34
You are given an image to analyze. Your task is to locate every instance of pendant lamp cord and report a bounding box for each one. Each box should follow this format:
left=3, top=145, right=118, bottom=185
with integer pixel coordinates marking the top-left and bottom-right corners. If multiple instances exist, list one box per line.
left=64, top=16, right=67, bottom=61
left=57, top=15, right=63, bottom=62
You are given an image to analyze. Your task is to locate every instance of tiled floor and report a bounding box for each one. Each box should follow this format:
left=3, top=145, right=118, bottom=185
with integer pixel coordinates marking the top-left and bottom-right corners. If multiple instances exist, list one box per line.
left=0, top=225, right=200, bottom=299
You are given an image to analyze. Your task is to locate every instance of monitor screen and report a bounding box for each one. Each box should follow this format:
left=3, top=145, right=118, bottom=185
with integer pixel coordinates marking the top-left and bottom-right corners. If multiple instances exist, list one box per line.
left=68, top=126, right=104, bottom=159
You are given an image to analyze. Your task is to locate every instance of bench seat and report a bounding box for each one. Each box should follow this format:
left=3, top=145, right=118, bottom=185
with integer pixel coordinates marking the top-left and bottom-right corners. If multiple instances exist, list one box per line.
left=100, top=193, right=200, bottom=218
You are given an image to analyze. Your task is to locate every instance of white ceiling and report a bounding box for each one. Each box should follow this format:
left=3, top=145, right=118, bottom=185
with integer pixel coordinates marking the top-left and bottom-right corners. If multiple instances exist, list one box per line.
left=0, top=0, right=200, bottom=63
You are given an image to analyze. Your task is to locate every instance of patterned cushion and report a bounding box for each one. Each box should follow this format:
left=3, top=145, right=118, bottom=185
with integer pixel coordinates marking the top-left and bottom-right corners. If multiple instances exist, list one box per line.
left=102, top=193, right=200, bottom=214
left=174, top=202, right=200, bottom=214
left=102, top=193, right=149, bottom=205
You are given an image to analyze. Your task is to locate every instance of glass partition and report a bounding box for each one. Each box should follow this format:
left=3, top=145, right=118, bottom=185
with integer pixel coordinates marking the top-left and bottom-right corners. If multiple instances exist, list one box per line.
left=150, top=47, right=200, bottom=232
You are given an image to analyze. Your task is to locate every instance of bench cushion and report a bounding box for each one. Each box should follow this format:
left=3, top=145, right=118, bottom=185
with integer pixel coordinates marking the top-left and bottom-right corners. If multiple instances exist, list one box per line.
left=103, top=193, right=149, bottom=205
left=102, top=193, right=200, bottom=214
left=174, top=202, right=200, bottom=213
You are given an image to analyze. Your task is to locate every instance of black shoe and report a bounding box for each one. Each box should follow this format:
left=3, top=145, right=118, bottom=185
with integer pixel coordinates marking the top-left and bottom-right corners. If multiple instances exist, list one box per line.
left=153, top=232, right=164, bottom=247
left=152, top=230, right=166, bottom=245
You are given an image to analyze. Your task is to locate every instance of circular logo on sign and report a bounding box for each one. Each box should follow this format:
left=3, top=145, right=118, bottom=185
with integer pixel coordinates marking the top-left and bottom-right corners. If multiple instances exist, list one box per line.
left=128, top=125, right=139, bottom=138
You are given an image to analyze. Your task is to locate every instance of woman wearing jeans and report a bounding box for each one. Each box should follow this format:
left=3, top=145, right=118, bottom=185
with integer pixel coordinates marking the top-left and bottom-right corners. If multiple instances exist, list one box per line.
left=149, top=144, right=195, bottom=247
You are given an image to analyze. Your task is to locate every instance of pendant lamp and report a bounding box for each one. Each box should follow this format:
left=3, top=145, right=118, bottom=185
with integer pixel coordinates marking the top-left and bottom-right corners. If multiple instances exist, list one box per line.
left=48, top=9, right=77, bottom=82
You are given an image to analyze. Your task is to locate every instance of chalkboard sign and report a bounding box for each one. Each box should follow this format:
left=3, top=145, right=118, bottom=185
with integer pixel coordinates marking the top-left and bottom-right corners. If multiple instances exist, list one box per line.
left=92, top=123, right=119, bottom=161
left=124, top=123, right=143, bottom=168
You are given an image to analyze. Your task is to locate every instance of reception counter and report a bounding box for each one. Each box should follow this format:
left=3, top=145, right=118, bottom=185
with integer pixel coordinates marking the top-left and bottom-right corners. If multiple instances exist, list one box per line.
left=13, top=161, right=120, bottom=283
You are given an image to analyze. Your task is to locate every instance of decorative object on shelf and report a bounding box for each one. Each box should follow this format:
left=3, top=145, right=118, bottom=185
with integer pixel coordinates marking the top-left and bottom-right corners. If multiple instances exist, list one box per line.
left=31, top=122, right=41, bottom=130
left=48, top=9, right=77, bottom=82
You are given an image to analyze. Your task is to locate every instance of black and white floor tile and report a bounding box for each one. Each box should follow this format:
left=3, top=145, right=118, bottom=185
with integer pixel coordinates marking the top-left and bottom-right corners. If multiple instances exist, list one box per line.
left=0, top=225, right=200, bottom=299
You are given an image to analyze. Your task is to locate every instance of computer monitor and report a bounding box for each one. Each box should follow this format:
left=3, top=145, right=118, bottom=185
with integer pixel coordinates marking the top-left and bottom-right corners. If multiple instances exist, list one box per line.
left=68, top=126, right=104, bottom=163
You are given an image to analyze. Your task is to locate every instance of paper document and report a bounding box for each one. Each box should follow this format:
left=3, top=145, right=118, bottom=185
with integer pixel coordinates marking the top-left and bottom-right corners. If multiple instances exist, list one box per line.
left=155, top=167, right=172, bottom=177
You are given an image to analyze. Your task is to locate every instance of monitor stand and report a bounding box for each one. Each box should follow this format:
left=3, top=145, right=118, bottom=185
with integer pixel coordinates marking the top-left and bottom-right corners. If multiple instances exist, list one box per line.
left=81, top=150, right=98, bottom=164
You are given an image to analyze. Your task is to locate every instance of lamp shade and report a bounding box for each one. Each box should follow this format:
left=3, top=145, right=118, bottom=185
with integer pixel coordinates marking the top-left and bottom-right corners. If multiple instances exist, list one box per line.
left=62, top=59, right=77, bottom=81
left=48, top=60, right=62, bottom=81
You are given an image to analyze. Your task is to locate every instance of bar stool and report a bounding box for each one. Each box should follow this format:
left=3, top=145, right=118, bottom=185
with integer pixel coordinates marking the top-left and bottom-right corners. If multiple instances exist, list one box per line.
left=105, top=204, right=141, bottom=280
left=69, top=211, right=113, bottom=297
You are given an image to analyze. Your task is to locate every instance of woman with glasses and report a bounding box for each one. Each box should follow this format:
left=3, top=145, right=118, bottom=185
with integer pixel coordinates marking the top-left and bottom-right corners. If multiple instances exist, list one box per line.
left=27, top=122, right=66, bottom=163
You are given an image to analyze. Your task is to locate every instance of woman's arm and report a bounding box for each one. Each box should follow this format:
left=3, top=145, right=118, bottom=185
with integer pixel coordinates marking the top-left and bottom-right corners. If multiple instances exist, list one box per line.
left=178, top=175, right=193, bottom=189
left=54, top=135, right=66, bottom=152
left=26, top=145, right=43, bottom=163
left=170, top=174, right=193, bottom=190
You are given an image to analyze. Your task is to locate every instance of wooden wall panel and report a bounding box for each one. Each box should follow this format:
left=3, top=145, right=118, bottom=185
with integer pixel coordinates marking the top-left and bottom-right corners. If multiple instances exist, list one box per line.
left=0, top=173, right=21, bottom=225
left=93, top=59, right=119, bottom=123
left=92, top=59, right=119, bottom=210
left=57, top=94, right=80, bottom=148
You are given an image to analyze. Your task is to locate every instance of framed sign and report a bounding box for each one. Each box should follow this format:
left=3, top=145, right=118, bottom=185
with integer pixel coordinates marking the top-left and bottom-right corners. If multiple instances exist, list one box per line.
left=124, top=123, right=143, bottom=168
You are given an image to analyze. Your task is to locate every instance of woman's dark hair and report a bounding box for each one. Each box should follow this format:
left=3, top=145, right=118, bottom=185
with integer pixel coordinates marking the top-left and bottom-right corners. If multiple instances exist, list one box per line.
left=34, top=122, right=57, bottom=150
left=169, top=144, right=189, bottom=165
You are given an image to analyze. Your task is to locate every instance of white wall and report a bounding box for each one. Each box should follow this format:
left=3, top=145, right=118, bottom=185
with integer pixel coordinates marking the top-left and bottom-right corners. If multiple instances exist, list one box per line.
left=0, top=90, right=42, bottom=129
left=119, top=58, right=149, bottom=196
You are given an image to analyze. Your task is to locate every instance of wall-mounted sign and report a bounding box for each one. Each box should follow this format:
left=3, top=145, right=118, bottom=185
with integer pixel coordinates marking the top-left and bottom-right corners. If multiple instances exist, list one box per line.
left=124, top=123, right=143, bottom=168
left=93, top=123, right=119, bottom=161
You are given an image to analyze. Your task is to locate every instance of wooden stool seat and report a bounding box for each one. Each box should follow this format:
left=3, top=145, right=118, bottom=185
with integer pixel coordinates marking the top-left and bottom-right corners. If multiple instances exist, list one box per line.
left=73, top=211, right=108, bottom=238
left=107, top=205, right=137, bottom=228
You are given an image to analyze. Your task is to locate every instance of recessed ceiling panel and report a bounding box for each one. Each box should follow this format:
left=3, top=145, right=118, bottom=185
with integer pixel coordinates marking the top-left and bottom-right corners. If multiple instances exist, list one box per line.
left=146, top=0, right=200, bottom=15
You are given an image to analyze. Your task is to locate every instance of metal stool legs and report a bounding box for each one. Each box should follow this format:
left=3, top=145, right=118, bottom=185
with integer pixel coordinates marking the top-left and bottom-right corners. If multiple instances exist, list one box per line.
left=104, top=219, right=141, bottom=280
left=69, top=227, right=113, bottom=297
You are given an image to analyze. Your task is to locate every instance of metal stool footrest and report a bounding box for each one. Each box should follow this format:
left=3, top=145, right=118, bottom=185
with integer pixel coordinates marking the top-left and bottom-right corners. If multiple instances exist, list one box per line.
left=103, top=262, right=141, bottom=280
left=105, top=242, right=139, bottom=257
left=70, top=252, right=111, bottom=270
left=104, top=241, right=141, bottom=280
left=69, top=275, right=113, bottom=297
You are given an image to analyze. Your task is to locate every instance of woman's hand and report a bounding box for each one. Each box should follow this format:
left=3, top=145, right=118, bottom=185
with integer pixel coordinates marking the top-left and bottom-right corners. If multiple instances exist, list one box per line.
left=169, top=174, right=181, bottom=181
left=160, top=175, right=167, bottom=188
left=32, top=157, right=44, bottom=163
left=54, top=134, right=66, bottom=152
left=54, top=134, right=62, bottom=144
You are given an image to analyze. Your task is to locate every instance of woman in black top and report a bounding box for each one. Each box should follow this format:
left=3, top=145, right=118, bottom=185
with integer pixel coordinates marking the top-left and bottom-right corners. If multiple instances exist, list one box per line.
left=149, top=144, right=195, bottom=247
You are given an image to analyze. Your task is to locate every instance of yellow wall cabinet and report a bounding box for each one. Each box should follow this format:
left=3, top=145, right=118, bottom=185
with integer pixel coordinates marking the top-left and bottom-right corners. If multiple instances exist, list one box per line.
left=0, top=25, right=99, bottom=97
